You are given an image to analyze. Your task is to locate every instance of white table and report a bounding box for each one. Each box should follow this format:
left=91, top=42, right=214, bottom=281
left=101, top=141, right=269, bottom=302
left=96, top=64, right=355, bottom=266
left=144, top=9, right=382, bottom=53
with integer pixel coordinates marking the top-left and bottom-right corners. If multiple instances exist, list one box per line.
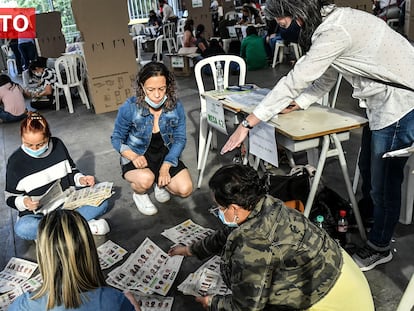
left=202, top=89, right=368, bottom=240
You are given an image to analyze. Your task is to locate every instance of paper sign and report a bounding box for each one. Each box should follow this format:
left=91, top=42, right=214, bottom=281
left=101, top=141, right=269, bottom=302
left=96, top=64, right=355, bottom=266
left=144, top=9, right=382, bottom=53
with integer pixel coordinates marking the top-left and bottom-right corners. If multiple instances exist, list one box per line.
left=249, top=121, right=278, bottom=167
left=206, top=99, right=227, bottom=134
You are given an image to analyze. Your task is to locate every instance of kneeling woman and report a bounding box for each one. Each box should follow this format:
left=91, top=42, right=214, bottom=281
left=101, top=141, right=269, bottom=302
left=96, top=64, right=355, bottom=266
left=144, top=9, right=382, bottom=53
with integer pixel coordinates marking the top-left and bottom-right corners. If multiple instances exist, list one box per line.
left=5, top=112, right=110, bottom=240
left=169, top=164, right=374, bottom=310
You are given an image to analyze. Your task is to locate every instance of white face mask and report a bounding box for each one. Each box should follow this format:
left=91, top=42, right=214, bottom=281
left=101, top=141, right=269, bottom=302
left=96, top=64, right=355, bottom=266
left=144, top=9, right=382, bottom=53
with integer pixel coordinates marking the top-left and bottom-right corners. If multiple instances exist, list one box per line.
left=33, top=71, right=42, bottom=78
left=145, top=95, right=167, bottom=109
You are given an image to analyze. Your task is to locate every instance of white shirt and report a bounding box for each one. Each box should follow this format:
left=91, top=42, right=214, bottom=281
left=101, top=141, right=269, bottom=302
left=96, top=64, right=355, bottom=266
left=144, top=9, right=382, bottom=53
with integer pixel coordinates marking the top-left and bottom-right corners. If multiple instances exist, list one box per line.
left=378, top=0, right=397, bottom=9
left=253, top=7, right=414, bottom=130
left=162, top=3, right=175, bottom=23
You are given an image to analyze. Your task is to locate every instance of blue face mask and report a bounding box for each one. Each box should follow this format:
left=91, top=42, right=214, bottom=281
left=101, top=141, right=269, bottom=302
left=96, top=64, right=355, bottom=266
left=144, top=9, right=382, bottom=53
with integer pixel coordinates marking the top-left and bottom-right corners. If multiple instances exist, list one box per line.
left=22, top=143, right=48, bottom=158
left=145, top=95, right=167, bottom=109
left=218, top=209, right=238, bottom=227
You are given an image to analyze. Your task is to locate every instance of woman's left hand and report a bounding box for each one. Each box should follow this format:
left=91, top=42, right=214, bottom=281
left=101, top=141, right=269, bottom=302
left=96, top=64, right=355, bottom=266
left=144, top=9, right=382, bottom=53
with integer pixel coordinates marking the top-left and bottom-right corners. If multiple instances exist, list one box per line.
left=280, top=101, right=301, bottom=114
left=158, top=163, right=171, bottom=187
left=80, top=175, right=95, bottom=187
left=195, top=295, right=211, bottom=310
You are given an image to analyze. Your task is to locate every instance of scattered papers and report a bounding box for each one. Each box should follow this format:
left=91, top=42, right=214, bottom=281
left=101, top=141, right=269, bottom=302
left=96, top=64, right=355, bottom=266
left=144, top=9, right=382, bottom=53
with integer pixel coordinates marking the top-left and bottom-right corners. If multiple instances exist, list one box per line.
left=177, top=255, right=231, bottom=297
left=106, top=238, right=183, bottom=296
left=98, top=240, right=128, bottom=270
left=161, top=219, right=214, bottom=246
left=63, top=182, right=114, bottom=210
left=130, top=293, right=174, bottom=311
left=0, top=258, right=39, bottom=311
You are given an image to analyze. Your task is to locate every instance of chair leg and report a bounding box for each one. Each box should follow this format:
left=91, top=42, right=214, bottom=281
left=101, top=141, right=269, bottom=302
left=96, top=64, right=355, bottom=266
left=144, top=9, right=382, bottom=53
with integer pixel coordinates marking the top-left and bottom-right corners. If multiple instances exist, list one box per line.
left=55, top=89, right=60, bottom=111
left=272, top=44, right=280, bottom=68
left=78, top=85, right=90, bottom=109
left=63, top=86, right=74, bottom=114
left=198, top=115, right=208, bottom=170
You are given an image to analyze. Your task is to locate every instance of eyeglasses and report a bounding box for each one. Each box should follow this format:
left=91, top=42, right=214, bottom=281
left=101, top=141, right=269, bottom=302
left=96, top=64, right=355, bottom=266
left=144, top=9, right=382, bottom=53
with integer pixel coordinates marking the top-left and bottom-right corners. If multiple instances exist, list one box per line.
left=143, top=86, right=167, bottom=93
left=208, top=205, right=227, bottom=217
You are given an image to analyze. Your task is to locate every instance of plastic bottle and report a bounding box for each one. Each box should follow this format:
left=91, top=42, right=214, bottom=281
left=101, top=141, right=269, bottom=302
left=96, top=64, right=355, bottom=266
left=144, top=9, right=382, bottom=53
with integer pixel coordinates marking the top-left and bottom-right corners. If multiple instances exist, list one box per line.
left=216, top=61, right=224, bottom=92
left=337, top=210, right=349, bottom=246
left=315, top=215, right=324, bottom=229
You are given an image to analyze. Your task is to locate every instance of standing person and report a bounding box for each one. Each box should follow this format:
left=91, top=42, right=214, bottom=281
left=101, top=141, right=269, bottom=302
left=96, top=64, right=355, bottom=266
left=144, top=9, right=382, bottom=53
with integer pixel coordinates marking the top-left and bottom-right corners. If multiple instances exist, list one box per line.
left=169, top=164, right=374, bottom=310
left=240, top=26, right=268, bottom=70
left=8, top=39, right=23, bottom=74
left=25, top=57, right=57, bottom=109
left=111, top=62, right=193, bottom=216
left=221, top=0, right=414, bottom=272
left=159, top=0, right=177, bottom=24
left=8, top=209, right=140, bottom=311
left=17, top=38, right=37, bottom=71
left=0, top=74, right=27, bottom=123
left=5, top=112, right=110, bottom=241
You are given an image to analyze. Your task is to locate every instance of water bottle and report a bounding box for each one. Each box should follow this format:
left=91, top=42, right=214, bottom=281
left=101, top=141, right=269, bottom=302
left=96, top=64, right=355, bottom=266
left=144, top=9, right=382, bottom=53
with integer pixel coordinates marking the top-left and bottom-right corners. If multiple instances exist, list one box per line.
left=336, top=210, right=349, bottom=246
left=315, top=215, right=324, bottom=229
left=216, top=61, right=224, bottom=92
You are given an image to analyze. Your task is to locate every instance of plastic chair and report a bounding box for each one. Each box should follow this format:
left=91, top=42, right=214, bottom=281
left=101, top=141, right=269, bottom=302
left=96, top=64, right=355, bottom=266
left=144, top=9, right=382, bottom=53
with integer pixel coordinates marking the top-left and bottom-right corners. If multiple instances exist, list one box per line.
left=161, top=22, right=177, bottom=54
left=272, top=41, right=302, bottom=68
left=195, top=55, right=246, bottom=188
left=1, top=44, right=18, bottom=77
left=396, top=273, right=414, bottom=311
left=131, top=23, right=146, bottom=36
left=54, top=54, right=90, bottom=114
left=176, top=18, right=186, bottom=49
left=225, top=11, right=239, bottom=21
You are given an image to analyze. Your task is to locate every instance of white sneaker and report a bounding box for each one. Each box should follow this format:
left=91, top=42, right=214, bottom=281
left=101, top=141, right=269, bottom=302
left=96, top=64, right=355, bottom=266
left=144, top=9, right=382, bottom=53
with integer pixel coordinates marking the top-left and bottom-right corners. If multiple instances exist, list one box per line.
left=133, top=193, right=158, bottom=215
left=154, top=184, right=171, bottom=203
left=88, top=219, right=110, bottom=235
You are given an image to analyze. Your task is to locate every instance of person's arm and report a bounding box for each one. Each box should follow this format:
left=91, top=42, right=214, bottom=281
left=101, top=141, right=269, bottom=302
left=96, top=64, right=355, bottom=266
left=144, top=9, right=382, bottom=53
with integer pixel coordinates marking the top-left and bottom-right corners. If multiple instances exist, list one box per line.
left=221, top=23, right=351, bottom=154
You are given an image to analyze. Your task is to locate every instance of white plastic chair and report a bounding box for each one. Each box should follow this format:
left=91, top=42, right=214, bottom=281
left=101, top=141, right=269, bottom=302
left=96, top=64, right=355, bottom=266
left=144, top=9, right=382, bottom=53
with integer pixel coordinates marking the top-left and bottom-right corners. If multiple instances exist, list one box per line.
left=195, top=55, right=247, bottom=188
left=131, top=23, right=146, bottom=36
left=176, top=18, right=186, bottom=49
left=225, top=10, right=239, bottom=21
left=54, top=54, right=90, bottom=114
left=1, top=44, right=18, bottom=77
left=396, top=273, right=414, bottom=311
left=272, top=41, right=302, bottom=68
left=161, top=22, right=178, bottom=54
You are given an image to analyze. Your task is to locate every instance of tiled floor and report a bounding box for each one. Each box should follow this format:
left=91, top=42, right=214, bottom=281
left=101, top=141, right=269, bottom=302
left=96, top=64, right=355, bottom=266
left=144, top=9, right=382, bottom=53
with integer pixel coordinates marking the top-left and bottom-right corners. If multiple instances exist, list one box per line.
left=1, top=56, right=413, bottom=310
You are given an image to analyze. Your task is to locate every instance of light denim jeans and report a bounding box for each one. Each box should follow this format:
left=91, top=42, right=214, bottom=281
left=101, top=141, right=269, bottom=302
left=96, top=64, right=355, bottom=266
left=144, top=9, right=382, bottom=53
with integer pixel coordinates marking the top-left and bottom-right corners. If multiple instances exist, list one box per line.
left=14, top=200, right=110, bottom=240
left=368, top=109, right=414, bottom=248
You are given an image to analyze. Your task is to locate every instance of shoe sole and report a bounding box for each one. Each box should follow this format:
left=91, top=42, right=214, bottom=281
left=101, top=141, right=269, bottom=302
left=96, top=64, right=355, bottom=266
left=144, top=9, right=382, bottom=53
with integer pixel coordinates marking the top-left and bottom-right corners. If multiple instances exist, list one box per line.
left=358, top=252, right=393, bottom=272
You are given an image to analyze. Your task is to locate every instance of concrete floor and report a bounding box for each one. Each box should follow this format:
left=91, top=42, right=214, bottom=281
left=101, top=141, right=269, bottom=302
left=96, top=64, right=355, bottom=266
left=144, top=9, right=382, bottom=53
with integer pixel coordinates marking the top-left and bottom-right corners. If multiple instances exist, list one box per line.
left=1, top=58, right=414, bottom=310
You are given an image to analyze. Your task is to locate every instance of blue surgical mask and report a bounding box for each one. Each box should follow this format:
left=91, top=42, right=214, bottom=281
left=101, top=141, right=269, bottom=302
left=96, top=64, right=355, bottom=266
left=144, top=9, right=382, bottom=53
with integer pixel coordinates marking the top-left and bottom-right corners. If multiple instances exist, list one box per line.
left=22, top=143, right=48, bottom=157
left=145, top=95, right=167, bottom=109
left=218, top=209, right=238, bottom=227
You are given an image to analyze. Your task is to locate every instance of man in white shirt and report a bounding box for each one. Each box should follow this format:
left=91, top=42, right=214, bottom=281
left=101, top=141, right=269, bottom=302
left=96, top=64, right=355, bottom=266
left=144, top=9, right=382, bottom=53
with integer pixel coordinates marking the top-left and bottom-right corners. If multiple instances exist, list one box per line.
left=159, top=0, right=177, bottom=24
left=221, top=0, right=414, bottom=272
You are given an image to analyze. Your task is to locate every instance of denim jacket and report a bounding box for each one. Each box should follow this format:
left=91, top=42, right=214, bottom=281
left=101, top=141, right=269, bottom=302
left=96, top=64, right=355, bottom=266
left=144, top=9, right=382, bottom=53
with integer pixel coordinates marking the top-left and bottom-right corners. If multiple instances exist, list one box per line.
left=111, top=96, right=187, bottom=167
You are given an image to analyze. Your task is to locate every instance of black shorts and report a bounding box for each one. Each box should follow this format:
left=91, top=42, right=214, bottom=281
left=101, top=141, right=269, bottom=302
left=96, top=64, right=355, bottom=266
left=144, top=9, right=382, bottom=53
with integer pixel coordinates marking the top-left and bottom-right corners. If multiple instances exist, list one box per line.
left=121, top=159, right=187, bottom=182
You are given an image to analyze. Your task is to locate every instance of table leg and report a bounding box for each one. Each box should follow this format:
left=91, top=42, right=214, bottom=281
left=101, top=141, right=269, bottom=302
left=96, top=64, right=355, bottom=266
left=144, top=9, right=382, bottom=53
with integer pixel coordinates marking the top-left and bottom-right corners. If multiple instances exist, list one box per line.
left=331, top=133, right=367, bottom=240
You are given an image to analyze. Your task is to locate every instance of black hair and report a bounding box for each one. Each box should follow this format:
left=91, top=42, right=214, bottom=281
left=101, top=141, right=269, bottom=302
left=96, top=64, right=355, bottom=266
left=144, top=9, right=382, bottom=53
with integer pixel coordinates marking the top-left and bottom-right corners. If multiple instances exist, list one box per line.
left=208, top=164, right=266, bottom=211
left=0, top=74, right=13, bottom=87
left=264, top=0, right=332, bottom=52
left=195, top=24, right=205, bottom=38
left=246, top=25, right=257, bottom=36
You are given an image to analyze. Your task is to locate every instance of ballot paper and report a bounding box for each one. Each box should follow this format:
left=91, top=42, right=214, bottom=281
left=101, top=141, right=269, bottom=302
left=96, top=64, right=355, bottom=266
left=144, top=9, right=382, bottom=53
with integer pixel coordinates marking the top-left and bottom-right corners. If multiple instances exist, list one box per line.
left=161, top=219, right=214, bottom=246
left=106, top=238, right=183, bottom=296
left=63, top=182, right=114, bottom=210
left=177, top=255, right=231, bottom=297
left=97, top=240, right=128, bottom=270
left=130, top=292, right=174, bottom=311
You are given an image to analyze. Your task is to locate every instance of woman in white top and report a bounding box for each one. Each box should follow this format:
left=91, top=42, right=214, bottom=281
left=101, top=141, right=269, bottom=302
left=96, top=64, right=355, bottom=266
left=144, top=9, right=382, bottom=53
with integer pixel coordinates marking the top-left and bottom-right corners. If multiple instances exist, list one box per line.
left=0, top=74, right=27, bottom=123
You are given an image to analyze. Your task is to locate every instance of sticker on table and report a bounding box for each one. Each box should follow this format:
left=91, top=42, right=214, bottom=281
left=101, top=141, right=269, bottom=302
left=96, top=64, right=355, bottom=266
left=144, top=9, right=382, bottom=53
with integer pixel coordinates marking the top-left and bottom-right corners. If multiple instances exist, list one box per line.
left=249, top=121, right=278, bottom=167
left=206, top=100, right=227, bottom=134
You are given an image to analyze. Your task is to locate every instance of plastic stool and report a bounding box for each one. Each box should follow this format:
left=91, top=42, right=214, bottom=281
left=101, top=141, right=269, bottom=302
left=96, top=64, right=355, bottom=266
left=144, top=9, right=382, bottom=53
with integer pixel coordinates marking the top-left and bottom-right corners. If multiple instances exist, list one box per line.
left=400, top=154, right=414, bottom=224
left=272, top=42, right=302, bottom=68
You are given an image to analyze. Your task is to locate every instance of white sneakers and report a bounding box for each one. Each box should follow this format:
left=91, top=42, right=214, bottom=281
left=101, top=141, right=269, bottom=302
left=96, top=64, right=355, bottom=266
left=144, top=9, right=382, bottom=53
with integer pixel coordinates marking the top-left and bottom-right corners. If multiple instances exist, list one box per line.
left=88, top=219, right=110, bottom=235
left=154, top=184, right=171, bottom=203
left=133, top=193, right=158, bottom=215
left=133, top=185, right=170, bottom=216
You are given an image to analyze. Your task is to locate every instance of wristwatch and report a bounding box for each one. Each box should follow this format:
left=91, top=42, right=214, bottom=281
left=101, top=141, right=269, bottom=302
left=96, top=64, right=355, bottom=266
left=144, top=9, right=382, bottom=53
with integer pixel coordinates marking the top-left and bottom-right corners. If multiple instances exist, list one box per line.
left=241, top=119, right=253, bottom=129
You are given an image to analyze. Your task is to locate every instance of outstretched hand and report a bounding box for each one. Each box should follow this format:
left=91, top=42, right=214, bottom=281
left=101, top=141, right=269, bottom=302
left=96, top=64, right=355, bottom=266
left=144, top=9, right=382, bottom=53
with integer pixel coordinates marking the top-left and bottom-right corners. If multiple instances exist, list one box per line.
left=220, top=125, right=249, bottom=155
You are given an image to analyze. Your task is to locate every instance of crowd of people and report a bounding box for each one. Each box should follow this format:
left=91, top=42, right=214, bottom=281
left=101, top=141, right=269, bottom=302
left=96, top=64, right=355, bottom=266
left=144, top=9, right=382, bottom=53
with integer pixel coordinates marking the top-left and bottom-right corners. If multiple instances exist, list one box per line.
left=2, top=0, right=414, bottom=308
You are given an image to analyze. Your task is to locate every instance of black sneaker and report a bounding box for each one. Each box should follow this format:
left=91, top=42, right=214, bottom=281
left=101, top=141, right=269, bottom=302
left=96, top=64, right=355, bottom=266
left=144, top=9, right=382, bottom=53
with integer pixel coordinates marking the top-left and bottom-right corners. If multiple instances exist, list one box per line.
left=352, top=244, right=393, bottom=272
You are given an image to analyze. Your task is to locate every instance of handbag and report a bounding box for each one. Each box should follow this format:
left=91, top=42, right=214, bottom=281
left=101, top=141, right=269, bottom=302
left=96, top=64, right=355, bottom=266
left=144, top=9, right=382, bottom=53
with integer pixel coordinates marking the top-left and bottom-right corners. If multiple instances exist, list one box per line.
left=263, top=165, right=313, bottom=208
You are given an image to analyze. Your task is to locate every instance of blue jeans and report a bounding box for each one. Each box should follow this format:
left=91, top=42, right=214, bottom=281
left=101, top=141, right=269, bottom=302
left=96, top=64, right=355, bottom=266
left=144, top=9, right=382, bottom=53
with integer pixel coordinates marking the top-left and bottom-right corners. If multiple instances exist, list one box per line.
left=14, top=200, right=110, bottom=240
left=18, top=42, right=37, bottom=71
left=368, top=109, right=414, bottom=248
left=0, top=107, right=26, bottom=123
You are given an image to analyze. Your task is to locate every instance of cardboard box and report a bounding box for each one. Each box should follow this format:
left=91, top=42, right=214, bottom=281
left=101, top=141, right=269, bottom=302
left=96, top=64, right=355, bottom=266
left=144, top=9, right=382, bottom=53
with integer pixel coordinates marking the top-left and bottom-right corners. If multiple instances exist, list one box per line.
left=87, top=72, right=136, bottom=114
left=72, top=0, right=138, bottom=114
left=333, top=0, right=373, bottom=12
left=35, top=12, right=66, bottom=58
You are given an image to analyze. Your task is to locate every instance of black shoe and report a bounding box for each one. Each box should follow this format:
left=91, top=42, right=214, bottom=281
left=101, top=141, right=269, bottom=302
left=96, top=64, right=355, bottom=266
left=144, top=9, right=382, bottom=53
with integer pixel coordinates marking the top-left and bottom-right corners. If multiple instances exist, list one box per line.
left=352, top=244, right=393, bottom=272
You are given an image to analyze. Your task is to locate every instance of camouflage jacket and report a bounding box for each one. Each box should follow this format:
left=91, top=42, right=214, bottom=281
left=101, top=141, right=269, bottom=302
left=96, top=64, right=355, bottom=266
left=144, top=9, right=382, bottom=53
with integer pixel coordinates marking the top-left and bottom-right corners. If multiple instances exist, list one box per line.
left=190, top=195, right=342, bottom=311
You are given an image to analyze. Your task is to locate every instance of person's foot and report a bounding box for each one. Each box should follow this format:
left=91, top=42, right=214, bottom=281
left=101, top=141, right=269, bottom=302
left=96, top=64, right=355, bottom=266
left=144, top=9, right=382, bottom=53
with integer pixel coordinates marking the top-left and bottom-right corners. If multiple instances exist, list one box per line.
left=88, top=219, right=110, bottom=235
left=154, top=184, right=170, bottom=203
left=133, top=193, right=158, bottom=215
left=352, top=244, right=393, bottom=272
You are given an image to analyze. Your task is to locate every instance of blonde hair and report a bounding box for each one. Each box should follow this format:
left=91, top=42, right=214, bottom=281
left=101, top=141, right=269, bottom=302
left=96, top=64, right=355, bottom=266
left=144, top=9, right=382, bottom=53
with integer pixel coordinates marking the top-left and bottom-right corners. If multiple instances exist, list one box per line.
left=32, top=210, right=106, bottom=309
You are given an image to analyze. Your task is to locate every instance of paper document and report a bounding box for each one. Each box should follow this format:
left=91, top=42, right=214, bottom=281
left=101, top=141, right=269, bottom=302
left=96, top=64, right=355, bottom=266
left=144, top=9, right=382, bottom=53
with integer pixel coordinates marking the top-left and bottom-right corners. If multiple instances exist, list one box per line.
left=225, top=88, right=271, bottom=110
left=63, top=182, right=114, bottom=210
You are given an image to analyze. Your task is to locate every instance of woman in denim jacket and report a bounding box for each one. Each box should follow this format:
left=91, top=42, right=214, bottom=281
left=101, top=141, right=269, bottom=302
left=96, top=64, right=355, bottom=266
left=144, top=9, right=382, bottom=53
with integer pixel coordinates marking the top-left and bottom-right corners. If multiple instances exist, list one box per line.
left=111, top=62, right=193, bottom=216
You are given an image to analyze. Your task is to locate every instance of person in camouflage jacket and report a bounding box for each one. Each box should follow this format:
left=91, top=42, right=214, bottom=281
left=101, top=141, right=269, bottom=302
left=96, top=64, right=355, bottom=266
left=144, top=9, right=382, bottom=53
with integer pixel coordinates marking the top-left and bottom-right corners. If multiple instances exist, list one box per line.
left=169, top=164, right=374, bottom=310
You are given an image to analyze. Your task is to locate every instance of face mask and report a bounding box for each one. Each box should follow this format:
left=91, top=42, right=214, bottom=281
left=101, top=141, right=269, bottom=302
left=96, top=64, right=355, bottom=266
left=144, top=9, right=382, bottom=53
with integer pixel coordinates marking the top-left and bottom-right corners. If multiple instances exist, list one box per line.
left=22, top=143, right=48, bottom=157
left=218, top=209, right=238, bottom=227
left=145, top=95, right=167, bottom=109
left=33, top=71, right=42, bottom=78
